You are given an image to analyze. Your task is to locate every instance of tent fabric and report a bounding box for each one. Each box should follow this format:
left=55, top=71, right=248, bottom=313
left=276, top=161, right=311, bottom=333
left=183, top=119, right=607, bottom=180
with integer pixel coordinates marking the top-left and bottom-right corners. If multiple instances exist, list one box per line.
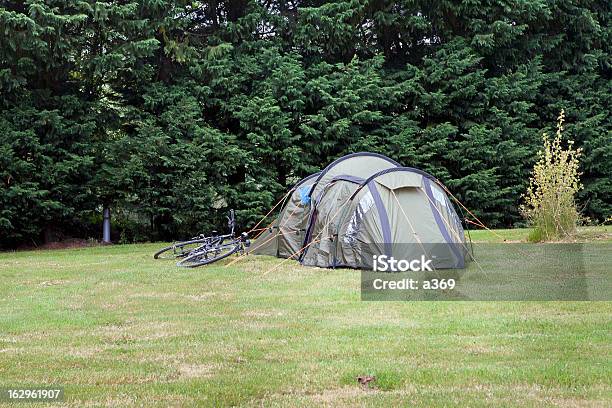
left=308, top=152, right=400, bottom=203
left=251, top=155, right=468, bottom=269
left=250, top=172, right=320, bottom=258
left=374, top=172, right=421, bottom=190
left=300, top=176, right=365, bottom=266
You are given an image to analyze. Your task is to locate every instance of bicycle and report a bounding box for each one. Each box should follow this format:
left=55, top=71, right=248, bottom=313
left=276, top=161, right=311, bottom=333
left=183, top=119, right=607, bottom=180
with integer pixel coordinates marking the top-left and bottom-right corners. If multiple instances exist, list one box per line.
left=153, top=234, right=216, bottom=259
left=153, top=210, right=238, bottom=260
left=176, top=211, right=250, bottom=268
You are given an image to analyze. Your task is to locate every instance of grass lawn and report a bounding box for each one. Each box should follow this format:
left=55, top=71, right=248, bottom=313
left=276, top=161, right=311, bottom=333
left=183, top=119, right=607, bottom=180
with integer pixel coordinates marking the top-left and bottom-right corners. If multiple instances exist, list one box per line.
left=0, top=227, right=610, bottom=406
left=466, top=225, right=611, bottom=243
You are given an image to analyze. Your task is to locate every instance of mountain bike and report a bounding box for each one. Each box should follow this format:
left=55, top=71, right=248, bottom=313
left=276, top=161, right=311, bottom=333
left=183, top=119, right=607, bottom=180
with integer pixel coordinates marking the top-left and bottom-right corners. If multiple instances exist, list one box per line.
left=175, top=210, right=250, bottom=267
left=176, top=230, right=250, bottom=267
left=153, top=210, right=238, bottom=260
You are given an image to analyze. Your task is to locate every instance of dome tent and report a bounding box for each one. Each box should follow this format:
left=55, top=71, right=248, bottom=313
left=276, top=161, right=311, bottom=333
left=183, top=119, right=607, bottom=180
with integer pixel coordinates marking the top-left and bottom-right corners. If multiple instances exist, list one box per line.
left=251, top=153, right=468, bottom=269
left=301, top=167, right=467, bottom=269
left=251, top=152, right=400, bottom=259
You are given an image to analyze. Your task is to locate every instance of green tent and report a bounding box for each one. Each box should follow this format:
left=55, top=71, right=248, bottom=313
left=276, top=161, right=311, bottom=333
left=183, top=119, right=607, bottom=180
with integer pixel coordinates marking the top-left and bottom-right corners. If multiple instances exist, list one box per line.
left=252, top=153, right=468, bottom=269
left=251, top=152, right=400, bottom=259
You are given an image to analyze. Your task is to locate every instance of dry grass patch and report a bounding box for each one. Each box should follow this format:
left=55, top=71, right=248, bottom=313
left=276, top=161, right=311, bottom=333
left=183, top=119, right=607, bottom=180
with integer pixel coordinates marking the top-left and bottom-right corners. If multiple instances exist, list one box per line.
left=175, top=362, right=221, bottom=379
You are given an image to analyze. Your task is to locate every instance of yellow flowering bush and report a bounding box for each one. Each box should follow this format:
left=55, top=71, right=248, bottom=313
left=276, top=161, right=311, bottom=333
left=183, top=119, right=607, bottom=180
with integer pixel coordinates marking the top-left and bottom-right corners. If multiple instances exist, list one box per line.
left=521, top=110, right=583, bottom=241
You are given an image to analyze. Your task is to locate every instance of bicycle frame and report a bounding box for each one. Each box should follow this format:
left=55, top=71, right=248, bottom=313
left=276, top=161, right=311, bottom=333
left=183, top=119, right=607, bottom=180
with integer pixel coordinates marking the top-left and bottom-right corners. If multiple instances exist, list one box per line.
left=154, top=209, right=240, bottom=261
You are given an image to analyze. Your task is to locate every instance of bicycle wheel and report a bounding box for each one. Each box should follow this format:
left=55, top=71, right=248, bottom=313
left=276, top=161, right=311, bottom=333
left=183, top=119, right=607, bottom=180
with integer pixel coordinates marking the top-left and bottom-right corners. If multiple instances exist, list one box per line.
left=176, top=242, right=241, bottom=267
left=153, top=239, right=208, bottom=259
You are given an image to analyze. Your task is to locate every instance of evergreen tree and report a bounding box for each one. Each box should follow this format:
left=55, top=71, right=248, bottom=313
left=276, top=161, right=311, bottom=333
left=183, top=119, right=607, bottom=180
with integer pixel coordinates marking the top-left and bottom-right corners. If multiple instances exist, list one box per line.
left=1, top=0, right=610, bottom=247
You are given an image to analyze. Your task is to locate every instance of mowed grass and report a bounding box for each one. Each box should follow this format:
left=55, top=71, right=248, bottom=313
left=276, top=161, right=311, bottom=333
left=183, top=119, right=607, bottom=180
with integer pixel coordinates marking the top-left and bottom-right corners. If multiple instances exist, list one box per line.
left=467, top=225, right=611, bottom=243
left=0, top=227, right=610, bottom=407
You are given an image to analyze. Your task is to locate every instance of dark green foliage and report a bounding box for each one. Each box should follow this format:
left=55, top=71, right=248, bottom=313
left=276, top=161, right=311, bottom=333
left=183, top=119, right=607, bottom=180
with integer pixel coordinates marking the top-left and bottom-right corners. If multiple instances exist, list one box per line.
left=1, top=0, right=610, bottom=247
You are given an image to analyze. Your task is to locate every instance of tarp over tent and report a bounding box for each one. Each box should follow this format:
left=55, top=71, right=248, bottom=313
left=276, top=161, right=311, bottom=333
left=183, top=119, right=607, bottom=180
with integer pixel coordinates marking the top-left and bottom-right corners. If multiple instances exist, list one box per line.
left=251, top=153, right=468, bottom=269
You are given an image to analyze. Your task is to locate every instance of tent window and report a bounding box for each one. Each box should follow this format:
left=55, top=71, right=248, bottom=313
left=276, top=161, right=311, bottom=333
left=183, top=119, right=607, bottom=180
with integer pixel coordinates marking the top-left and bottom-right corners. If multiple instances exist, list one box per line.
left=432, top=185, right=447, bottom=207
left=344, top=191, right=374, bottom=245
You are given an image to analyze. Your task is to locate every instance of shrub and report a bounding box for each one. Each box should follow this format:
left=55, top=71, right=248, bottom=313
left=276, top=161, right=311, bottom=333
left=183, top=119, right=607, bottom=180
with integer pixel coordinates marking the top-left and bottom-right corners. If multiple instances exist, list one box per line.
left=521, top=110, right=583, bottom=241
